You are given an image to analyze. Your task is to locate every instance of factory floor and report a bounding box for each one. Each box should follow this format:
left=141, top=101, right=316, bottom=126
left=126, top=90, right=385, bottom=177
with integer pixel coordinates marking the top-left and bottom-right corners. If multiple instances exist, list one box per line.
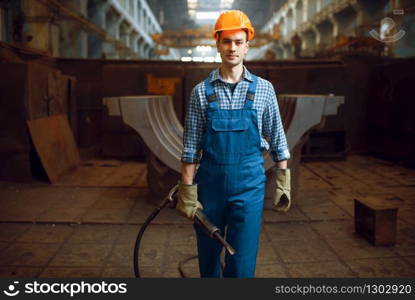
left=0, top=154, right=414, bottom=278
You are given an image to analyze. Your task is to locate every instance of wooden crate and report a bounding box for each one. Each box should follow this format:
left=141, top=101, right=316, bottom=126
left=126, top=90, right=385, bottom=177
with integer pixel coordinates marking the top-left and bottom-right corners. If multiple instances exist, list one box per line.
left=354, top=197, right=400, bottom=246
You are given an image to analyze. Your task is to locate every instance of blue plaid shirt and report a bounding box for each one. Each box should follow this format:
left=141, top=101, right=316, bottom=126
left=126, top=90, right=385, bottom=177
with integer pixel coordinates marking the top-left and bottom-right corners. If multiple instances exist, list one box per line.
left=181, top=66, right=290, bottom=164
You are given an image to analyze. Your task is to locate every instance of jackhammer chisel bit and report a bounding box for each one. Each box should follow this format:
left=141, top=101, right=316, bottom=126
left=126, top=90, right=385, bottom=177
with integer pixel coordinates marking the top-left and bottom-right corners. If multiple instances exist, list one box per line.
left=168, top=185, right=236, bottom=256
left=194, top=209, right=236, bottom=256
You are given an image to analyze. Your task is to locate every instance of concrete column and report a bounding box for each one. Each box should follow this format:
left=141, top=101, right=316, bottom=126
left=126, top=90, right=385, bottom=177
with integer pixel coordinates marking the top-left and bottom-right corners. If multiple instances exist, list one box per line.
left=329, top=15, right=338, bottom=38
left=315, top=19, right=334, bottom=50
left=295, top=0, right=304, bottom=28
left=148, top=47, right=155, bottom=60
left=119, top=0, right=126, bottom=11
left=59, top=20, right=87, bottom=58
left=139, top=1, right=144, bottom=28
left=128, top=0, right=132, bottom=13
left=133, top=0, right=138, bottom=20
left=148, top=18, right=152, bottom=34
left=103, top=8, right=123, bottom=58
left=20, top=0, right=54, bottom=53
left=119, top=21, right=132, bottom=47
left=138, top=38, right=146, bottom=58
left=87, top=0, right=110, bottom=58
left=145, top=15, right=149, bottom=33
left=118, top=44, right=129, bottom=60
left=59, top=21, right=73, bottom=57
left=88, top=0, right=108, bottom=27
left=145, top=44, right=152, bottom=59
left=62, top=0, right=88, bottom=57
left=136, top=37, right=142, bottom=58
left=60, top=0, right=87, bottom=57
left=130, top=31, right=139, bottom=52
left=103, top=41, right=118, bottom=58
left=78, top=30, right=88, bottom=58
left=88, top=34, right=103, bottom=58
left=331, top=5, right=358, bottom=38
left=283, top=43, right=293, bottom=59
left=106, top=8, right=123, bottom=39
left=143, top=43, right=149, bottom=59
left=159, top=7, right=164, bottom=26
left=316, top=0, right=322, bottom=12
left=127, top=0, right=131, bottom=11
left=301, top=28, right=317, bottom=56
left=321, top=0, right=333, bottom=10
left=141, top=42, right=146, bottom=58
left=303, top=0, right=309, bottom=21
left=141, top=13, right=145, bottom=32
left=312, top=24, right=321, bottom=49
left=279, top=17, right=286, bottom=37
left=287, top=8, right=294, bottom=33
left=306, top=0, right=317, bottom=19
left=275, top=47, right=284, bottom=59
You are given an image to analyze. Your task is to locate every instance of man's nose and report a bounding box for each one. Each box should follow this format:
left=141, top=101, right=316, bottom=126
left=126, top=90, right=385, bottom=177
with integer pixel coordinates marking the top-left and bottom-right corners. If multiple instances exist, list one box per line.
left=229, top=42, right=237, bottom=50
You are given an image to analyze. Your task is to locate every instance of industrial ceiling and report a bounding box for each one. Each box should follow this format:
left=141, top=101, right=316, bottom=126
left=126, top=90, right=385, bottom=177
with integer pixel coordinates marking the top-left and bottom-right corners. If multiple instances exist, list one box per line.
left=146, top=0, right=287, bottom=31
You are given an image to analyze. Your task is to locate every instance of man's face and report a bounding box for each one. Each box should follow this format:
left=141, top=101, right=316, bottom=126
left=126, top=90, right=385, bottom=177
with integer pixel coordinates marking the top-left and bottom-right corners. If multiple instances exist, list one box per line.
left=216, top=29, right=249, bottom=67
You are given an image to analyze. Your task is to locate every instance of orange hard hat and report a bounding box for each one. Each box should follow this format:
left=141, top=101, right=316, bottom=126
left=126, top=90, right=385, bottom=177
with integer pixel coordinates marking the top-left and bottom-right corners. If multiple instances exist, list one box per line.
left=213, top=10, right=255, bottom=41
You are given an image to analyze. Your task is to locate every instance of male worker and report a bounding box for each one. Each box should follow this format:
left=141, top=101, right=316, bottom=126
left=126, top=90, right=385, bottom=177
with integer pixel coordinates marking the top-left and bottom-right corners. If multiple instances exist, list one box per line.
left=176, top=10, right=291, bottom=278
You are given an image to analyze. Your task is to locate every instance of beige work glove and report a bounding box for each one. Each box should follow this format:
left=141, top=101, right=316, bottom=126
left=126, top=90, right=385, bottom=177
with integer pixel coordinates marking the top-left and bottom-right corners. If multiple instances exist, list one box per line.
left=176, top=182, right=203, bottom=220
left=272, top=168, right=291, bottom=212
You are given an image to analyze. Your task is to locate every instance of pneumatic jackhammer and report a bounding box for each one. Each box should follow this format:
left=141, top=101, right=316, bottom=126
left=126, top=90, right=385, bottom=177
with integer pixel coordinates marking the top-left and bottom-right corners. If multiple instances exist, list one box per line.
left=133, top=184, right=236, bottom=278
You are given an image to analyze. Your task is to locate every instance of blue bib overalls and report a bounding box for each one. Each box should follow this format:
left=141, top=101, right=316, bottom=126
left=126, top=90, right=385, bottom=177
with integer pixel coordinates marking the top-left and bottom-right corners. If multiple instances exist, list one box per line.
left=194, top=74, right=266, bottom=278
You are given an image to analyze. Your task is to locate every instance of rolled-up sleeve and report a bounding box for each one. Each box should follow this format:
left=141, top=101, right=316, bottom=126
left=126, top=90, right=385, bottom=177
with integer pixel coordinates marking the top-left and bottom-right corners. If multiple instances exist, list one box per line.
left=181, top=85, right=205, bottom=163
left=262, top=83, right=291, bottom=162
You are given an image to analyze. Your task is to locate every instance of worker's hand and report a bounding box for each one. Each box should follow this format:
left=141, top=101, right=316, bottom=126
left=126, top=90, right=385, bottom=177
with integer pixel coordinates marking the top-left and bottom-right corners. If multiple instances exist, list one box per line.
left=176, top=182, right=203, bottom=220
left=272, top=168, right=291, bottom=212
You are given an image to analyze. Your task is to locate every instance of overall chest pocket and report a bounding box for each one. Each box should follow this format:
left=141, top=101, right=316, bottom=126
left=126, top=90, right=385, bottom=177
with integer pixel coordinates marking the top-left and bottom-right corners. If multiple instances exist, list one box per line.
left=209, top=118, right=248, bottom=154
left=212, top=118, right=247, bottom=132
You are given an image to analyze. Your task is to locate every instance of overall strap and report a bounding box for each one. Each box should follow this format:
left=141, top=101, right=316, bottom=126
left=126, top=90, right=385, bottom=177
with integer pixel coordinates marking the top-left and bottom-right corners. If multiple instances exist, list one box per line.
left=204, top=75, right=219, bottom=110
left=243, top=74, right=258, bottom=109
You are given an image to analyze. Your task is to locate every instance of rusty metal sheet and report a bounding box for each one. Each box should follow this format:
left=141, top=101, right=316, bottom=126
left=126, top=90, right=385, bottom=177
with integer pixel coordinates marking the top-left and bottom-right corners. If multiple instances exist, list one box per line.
left=27, top=114, right=80, bottom=182
left=147, top=74, right=180, bottom=95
